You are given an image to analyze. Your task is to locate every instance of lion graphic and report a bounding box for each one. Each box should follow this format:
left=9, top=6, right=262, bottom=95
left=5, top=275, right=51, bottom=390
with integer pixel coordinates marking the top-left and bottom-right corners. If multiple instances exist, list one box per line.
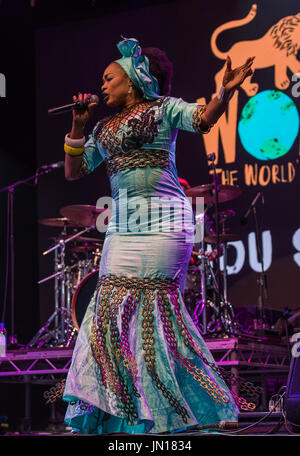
left=211, top=4, right=300, bottom=97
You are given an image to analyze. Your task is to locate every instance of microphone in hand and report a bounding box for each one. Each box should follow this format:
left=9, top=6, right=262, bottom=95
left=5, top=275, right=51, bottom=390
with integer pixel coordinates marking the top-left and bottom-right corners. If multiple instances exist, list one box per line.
left=48, top=94, right=99, bottom=115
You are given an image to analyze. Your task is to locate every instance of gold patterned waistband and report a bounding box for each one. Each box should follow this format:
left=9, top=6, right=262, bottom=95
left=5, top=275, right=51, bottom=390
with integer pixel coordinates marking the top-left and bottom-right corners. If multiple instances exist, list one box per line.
left=105, top=149, right=170, bottom=176
left=97, top=273, right=179, bottom=291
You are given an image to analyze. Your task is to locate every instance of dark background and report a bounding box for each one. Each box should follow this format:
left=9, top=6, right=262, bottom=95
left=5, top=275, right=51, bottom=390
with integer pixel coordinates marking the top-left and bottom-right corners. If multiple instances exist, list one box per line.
left=0, top=0, right=300, bottom=431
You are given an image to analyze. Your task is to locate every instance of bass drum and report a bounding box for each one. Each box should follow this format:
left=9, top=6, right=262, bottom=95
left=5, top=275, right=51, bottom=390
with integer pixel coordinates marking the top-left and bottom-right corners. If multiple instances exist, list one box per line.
left=71, top=269, right=99, bottom=330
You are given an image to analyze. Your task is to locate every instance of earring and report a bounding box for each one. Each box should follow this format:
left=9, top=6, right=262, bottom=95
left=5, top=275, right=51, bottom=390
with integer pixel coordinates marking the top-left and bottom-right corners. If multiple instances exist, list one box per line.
left=128, top=85, right=133, bottom=95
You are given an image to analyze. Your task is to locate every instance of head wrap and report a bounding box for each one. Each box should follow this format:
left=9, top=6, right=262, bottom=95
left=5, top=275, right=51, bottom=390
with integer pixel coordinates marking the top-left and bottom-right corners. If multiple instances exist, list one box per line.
left=114, top=37, right=162, bottom=100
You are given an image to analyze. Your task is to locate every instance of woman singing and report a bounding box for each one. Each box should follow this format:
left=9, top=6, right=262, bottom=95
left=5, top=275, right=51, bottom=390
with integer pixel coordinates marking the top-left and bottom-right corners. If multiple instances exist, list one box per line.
left=62, top=37, right=254, bottom=434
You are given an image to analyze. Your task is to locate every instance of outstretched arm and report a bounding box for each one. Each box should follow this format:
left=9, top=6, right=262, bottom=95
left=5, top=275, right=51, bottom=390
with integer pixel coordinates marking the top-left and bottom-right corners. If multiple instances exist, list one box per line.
left=200, top=56, right=255, bottom=128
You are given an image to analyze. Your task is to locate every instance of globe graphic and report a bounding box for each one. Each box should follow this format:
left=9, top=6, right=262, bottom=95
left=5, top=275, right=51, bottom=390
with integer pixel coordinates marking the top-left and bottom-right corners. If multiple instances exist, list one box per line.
left=238, top=90, right=299, bottom=160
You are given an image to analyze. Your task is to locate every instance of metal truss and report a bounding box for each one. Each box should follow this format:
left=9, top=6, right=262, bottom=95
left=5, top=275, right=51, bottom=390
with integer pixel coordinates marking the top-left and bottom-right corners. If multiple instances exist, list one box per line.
left=0, top=337, right=290, bottom=379
left=0, top=349, right=72, bottom=378
left=206, top=337, right=290, bottom=374
left=0, top=337, right=291, bottom=424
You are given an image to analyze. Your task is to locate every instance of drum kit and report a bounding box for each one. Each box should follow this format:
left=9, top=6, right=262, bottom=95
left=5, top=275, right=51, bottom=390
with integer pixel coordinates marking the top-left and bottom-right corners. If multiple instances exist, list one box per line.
left=28, top=205, right=105, bottom=348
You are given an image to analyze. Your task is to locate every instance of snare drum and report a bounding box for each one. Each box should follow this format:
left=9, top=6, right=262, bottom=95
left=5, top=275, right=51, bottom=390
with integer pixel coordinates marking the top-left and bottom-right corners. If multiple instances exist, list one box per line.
left=71, top=269, right=99, bottom=330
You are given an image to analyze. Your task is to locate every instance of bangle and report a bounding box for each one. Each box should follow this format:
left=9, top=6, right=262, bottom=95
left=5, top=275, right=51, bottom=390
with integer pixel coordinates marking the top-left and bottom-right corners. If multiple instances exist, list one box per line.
left=217, top=85, right=234, bottom=103
left=65, top=133, right=85, bottom=147
left=64, top=143, right=84, bottom=156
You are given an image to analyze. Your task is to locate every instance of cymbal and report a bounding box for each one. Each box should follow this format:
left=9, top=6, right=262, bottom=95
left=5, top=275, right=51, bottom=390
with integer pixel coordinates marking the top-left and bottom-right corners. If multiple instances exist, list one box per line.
left=213, top=209, right=236, bottom=224
left=204, top=233, right=240, bottom=244
left=39, top=217, right=80, bottom=228
left=60, top=205, right=106, bottom=228
left=70, top=243, right=102, bottom=253
left=185, top=184, right=242, bottom=203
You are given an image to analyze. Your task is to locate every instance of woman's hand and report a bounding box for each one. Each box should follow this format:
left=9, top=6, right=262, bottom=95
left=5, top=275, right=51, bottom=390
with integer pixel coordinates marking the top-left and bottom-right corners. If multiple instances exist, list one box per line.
left=72, top=92, right=97, bottom=127
left=222, top=56, right=255, bottom=92
left=202, top=56, right=255, bottom=126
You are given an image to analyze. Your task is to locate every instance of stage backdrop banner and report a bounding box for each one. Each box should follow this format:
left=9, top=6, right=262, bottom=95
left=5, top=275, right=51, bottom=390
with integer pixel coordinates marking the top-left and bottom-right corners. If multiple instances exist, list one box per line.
left=36, top=0, right=300, bottom=326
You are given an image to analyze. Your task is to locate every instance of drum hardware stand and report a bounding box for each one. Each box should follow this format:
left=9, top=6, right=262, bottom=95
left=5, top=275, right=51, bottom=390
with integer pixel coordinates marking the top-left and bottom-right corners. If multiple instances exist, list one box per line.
left=208, top=153, right=222, bottom=306
left=252, top=201, right=268, bottom=333
left=192, top=209, right=210, bottom=333
left=192, top=250, right=217, bottom=333
left=27, top=306, right=75, bottom=348
left=192, top=249, right=237, bottom=336
left=203, top=153, right=237, bottom=337
left=28, top=226, right=94, bottom=348
left=0, top=165, right=63, bottom=348
left=192, top=243, right=207, bottom=332
left=199, top=242, right=207, bottom=333
left=191, top=199, right=228, bottom=334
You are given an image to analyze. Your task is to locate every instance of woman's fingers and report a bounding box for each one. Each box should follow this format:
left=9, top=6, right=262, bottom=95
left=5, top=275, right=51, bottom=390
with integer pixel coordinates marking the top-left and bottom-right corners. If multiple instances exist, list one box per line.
left=245, top=56, right=255, bottom=65
left=73, top=92, right=88, bottom=108
left=239, top=57, right=255, bottom=72
left=86, top=93, right=96, bottom=110
left=236, top=57, right=255, bottom=79
left=245, top=57, right=255, bottom=71
left=226, top=57, right=254, bottom=84
left=72, top=93, right=96, bottom=122
left=226, top=56, right=232, bottom=72
left=246, top=56, right=255, bottom=64
left=84, top=93, right=91, bottom=104
left=73, top=93, right=95, bottom=103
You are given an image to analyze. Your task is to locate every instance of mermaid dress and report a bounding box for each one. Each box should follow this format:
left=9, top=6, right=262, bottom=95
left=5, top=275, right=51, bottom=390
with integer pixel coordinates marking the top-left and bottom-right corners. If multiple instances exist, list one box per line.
left=62, top=96, right=239, bottom=434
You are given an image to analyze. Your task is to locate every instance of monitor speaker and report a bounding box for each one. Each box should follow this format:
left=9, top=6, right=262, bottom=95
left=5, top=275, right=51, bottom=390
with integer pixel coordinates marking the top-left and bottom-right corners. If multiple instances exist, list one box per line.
left=285, top=340, right=300, bottom=426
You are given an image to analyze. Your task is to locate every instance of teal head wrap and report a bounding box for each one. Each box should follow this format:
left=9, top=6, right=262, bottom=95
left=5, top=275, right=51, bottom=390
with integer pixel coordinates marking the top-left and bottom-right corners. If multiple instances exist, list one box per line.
left=114, top=37, right=162, bottom=100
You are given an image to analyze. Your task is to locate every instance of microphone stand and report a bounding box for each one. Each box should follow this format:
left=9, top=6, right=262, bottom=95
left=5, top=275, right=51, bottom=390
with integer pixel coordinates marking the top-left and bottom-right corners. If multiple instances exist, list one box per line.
left=0, top=166, right=62, bottom=347
left=252, top=204, right=268, bottom=331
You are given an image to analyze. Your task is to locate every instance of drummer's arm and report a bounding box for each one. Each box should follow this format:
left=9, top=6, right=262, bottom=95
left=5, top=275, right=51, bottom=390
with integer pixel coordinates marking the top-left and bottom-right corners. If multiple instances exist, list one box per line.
left=64, top=124, right=85, bottom=181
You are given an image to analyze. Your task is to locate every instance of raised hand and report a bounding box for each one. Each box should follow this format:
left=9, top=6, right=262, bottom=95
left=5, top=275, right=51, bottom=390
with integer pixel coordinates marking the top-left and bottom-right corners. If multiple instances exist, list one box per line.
left=222, top=56, right=255, bottom=92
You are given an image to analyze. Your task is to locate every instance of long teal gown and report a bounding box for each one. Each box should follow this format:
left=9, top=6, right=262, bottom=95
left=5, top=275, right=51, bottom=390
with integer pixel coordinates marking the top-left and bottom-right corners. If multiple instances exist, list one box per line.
left=63, top=96, right=239, bottom=434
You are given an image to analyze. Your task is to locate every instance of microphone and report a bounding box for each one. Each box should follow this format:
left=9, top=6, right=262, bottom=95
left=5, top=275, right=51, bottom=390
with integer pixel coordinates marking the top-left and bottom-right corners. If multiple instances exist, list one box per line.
left=48, top=94, right=99, bottom=115
left=34, top=161, right=65, bottom=184
left=240, top=192, right=264, bottom=225
left=39, top=161, right=65, bottom=169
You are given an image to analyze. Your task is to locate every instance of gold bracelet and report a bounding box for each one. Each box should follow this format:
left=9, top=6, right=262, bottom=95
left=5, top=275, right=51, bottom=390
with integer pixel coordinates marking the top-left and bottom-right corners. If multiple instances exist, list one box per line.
left=64, top=143, right=84, bottom=156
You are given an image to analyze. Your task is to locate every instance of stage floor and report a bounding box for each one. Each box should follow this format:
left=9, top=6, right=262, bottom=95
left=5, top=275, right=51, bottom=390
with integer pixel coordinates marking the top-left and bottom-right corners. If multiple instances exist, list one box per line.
left=1, top=416, right=298, bottom=436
